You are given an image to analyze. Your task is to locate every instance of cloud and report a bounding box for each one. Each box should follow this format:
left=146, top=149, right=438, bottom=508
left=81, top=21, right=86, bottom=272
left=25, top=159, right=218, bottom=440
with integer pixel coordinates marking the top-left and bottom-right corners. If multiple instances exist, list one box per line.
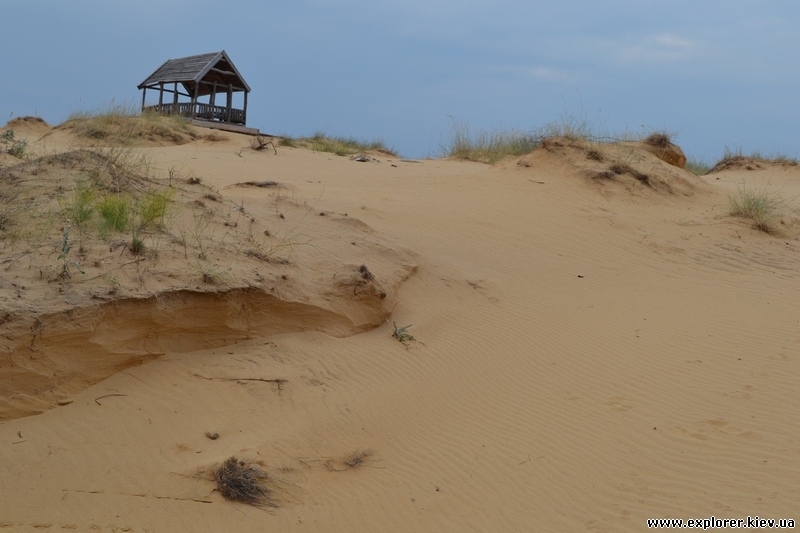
left=611, top=33, right=698, bottom=65
left=526, top=67, right=574, bottom=81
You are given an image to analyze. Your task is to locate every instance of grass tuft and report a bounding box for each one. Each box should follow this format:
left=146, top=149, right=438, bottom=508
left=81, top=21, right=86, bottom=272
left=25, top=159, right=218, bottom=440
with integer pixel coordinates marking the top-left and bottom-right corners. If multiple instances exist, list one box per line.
left=97, top=195, right=131, bottom=233
left=443, top=120, right=539, bottom=164
left=727, top=183, right=785, bottom=234
left=644, top=132, right=672, bottom=148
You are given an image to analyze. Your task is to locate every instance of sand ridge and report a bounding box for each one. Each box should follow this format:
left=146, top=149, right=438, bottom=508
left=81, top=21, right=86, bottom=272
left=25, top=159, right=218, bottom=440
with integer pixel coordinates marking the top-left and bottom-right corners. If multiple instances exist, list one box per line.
left=0, top=120, right=798, bottom=531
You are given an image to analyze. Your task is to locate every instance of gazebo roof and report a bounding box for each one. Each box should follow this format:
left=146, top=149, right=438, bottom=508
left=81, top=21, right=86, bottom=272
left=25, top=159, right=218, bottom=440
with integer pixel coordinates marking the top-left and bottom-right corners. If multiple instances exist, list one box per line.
left=137, top=50, right=250, bottom=96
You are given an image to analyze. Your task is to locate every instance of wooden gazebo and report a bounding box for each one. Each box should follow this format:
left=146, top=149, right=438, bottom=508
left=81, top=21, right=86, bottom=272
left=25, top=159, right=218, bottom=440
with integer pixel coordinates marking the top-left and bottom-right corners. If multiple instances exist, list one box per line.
left=138, top=50, right=251, bottom=126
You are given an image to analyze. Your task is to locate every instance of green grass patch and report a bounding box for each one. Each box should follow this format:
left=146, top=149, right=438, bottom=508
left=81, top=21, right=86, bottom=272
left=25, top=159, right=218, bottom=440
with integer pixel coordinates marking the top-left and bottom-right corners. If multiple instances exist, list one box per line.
left=98, top=195, right=131, bottom=233
left=135, top=188, right=175, bottom=230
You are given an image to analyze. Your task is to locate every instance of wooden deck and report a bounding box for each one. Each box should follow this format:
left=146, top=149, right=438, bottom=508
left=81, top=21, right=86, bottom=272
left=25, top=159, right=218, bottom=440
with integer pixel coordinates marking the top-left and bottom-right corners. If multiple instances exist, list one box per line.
left=143, top=102, right=246, bottom=125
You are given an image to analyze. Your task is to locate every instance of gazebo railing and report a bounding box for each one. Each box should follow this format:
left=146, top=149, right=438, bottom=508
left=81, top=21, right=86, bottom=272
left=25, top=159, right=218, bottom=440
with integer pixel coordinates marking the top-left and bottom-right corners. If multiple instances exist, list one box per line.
left=143, top=103, right=245, bottom=125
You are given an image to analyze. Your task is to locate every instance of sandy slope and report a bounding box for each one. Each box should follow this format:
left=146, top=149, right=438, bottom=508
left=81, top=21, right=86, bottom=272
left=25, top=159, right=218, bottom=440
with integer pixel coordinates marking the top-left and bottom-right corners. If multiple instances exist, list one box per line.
left=1, top=123, right=799, bottom=532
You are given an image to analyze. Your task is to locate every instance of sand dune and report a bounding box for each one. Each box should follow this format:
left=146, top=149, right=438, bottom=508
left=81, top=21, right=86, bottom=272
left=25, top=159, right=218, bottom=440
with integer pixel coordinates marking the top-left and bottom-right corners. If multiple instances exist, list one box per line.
left=0, top=120, right=798, bottom=531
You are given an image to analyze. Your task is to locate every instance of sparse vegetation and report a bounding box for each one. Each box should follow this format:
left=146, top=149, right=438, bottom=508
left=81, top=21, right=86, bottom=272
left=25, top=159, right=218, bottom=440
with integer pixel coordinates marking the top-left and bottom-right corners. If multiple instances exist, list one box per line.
left=63, top=102, right=197, bottom=145
left=1, top=129, right=29, bottom=159
left=685, top=157, right=712, bottom=176
left=442, top=111, right=678, bottom=165
left=727, top=182, right=786, bottom=233
left=443, top=120, right=539, bottom=164
left=279, top=135, right=297, bottom=148
left=60, top=182, right=95, bottom=233
left=267, top=132, right=394, bottom=156
left=309, top=131, right=395, bottom=157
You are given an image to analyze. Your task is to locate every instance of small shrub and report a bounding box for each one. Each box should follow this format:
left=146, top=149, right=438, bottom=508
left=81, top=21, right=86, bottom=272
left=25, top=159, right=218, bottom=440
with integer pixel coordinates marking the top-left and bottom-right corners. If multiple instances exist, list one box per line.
left=391, top=322, right=416, bottom=346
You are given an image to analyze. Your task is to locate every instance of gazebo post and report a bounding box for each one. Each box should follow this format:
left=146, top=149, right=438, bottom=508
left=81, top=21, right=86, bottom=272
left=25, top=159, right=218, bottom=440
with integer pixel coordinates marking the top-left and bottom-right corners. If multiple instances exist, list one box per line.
left=243, top=91, right=248, bottom=125
left=211, top=81, right=217, bottom=118
left=141, top=87, right=146, bottom=113
left=172, top=82, right=178, bottom=115
left=226, top=83, right=233, bottom=123
left=192, top=83, right=199, bottom=120
left=158, top=82, right=164, bottom=113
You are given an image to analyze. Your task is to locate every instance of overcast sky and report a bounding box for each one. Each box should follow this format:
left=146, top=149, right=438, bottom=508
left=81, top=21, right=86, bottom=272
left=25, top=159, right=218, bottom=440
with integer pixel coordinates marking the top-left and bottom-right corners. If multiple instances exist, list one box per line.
left=3, top=1, right=800, bottom=161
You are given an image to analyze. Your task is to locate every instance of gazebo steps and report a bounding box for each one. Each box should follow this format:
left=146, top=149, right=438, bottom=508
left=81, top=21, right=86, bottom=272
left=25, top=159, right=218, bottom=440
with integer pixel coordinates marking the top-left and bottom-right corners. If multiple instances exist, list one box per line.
left=191, top=119, right=260, bottom=136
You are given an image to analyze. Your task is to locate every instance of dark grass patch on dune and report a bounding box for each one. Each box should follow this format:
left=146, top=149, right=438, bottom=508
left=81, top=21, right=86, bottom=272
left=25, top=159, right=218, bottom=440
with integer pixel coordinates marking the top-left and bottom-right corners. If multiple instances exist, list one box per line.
left=609, top=163, right=651, bottom=185
left=709, top=147, right=800, bottom=174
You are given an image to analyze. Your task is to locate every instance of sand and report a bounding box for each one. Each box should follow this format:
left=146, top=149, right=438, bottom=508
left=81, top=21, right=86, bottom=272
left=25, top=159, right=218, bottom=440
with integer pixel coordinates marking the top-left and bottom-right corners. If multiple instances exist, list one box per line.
left=0, top=119, right=798, bottom=532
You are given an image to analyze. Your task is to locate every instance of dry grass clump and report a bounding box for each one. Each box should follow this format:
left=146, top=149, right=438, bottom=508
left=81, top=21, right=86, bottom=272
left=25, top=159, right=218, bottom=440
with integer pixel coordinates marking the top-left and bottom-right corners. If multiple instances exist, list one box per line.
left=609, top=162, right=651, bottom=185
left=585, top=148, right=605, bottom=162
left=204, top=132, right=227, bottom=142
left=214, top=457, right=277, bottom=508
left=644, top=132, right=672, bottom=148
left=727, top=183, right=786, bottom=234
left=249, top=135, right=276, bottom=153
